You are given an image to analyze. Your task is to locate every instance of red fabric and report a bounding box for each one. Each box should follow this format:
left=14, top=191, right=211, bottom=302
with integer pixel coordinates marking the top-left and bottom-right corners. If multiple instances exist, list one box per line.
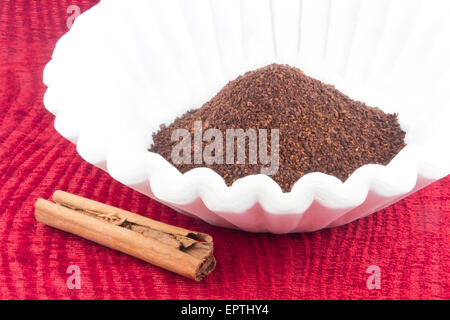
left=0, top=0, right=449, bottom=300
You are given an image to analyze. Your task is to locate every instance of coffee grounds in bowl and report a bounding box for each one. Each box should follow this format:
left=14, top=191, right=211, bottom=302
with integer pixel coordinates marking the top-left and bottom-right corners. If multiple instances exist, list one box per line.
left=149, top=64, right=406, bottom=192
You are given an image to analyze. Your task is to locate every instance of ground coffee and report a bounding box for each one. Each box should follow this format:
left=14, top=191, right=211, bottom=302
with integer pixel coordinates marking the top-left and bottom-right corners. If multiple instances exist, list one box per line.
left=149, top=64, right=406, bottom=192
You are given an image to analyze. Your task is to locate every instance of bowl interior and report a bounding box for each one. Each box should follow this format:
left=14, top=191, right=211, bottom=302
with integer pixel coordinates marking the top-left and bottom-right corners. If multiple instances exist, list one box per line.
left=45, top=0, right=450, bottom=183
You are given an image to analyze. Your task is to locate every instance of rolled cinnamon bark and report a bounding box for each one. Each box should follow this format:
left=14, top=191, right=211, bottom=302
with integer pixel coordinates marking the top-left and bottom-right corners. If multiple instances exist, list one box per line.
left=34, top=191, right=216, bottom=281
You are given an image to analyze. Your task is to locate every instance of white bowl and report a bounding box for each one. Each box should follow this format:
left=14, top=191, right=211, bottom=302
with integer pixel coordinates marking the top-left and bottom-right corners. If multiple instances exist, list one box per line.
left=43, top=0, right=449, bottom=233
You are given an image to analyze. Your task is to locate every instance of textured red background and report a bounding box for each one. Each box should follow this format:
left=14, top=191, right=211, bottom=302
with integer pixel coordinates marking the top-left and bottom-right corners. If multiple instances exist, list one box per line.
left=0, top=0, right=449, bottom=300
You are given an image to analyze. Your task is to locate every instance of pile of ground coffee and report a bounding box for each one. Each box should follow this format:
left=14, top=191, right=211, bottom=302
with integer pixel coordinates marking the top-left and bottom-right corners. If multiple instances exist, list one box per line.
left=149, top=64, right=406, bottom=192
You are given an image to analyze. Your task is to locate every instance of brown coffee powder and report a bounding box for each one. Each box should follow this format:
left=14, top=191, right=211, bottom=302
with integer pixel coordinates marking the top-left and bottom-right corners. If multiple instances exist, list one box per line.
left=149, top=64, right=406, bottom=192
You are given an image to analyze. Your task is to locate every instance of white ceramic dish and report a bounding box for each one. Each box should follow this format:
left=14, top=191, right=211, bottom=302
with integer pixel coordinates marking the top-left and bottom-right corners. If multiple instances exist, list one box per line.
left=43, top=0, right=449, bottom=233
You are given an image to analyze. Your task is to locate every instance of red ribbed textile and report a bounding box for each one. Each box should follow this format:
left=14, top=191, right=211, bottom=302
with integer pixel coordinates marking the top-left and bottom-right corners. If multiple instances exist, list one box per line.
left=0, top=0, right=449, bottom=300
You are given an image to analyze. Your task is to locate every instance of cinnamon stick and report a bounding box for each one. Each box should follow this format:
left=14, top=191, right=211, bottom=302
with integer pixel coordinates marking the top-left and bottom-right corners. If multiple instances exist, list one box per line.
left=34, top=191, right=216, bottom=281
